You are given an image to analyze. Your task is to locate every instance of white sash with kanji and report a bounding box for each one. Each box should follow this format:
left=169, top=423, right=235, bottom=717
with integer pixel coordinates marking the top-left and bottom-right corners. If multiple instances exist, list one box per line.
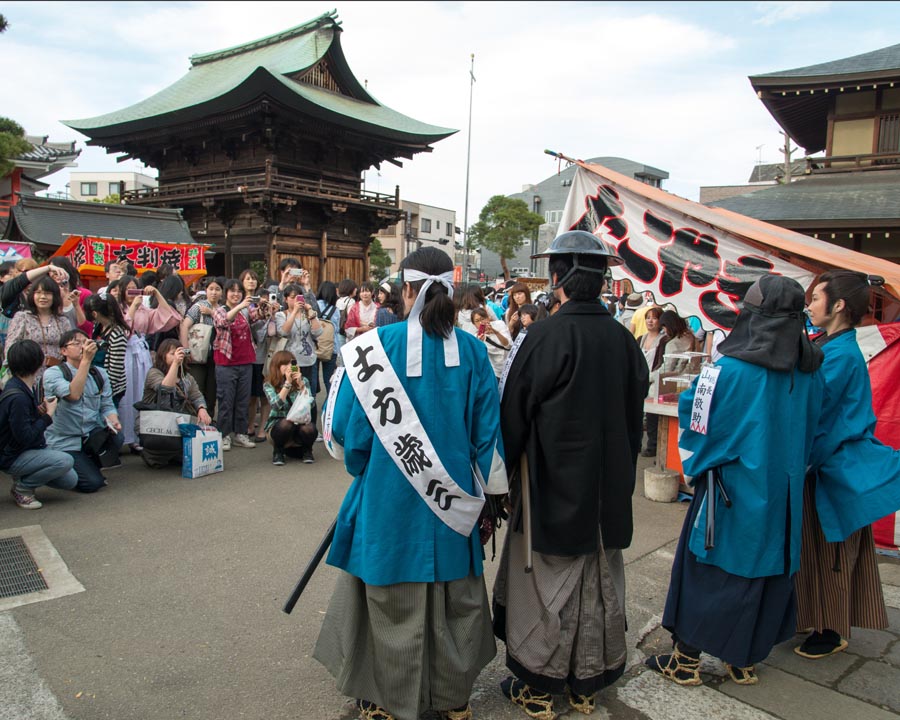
left=322, top=366, right=345, bottom=462
left=339, top=331, right=485, bottom=537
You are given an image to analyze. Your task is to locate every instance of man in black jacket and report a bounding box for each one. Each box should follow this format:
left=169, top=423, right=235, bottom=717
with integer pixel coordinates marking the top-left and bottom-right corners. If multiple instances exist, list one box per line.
left=0, top=339, right=77, bottom=509
left=494, top=231, right=648, bottom=718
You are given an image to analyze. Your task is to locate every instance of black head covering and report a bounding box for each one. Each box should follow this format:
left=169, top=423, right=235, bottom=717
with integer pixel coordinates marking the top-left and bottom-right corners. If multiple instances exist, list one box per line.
left=717, top=274, right=823, bottom=373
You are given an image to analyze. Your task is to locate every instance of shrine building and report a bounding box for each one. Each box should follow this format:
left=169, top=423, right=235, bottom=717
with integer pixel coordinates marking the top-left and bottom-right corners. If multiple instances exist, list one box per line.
left=63, top=10, right=455, bottom=284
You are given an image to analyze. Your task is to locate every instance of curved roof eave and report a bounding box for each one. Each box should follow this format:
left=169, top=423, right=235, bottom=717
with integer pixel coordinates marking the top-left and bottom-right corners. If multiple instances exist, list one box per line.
left=65, top=67, right=456, bottom=147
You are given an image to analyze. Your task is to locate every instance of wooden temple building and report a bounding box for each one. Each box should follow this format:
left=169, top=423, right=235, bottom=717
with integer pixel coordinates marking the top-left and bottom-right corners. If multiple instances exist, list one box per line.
left=63, top=11, right=455, bottom=283
left=708, top=43, right=900, bottom=264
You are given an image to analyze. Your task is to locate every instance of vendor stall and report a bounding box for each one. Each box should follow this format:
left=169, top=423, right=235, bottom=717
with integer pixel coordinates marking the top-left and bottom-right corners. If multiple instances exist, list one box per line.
left=52, top=234, right=209, bottom=289
left=557, top=158, right=900, bottom=535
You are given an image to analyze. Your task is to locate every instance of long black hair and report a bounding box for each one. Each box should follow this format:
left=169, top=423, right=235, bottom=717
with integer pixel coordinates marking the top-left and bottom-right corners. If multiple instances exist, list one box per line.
left=49, top=256, right=82, bottom=289
left=400, top=247, right=454, bottom=338
left=317, top=280, right=338, bottom=308
left=84, top=292, right=130, bottom=336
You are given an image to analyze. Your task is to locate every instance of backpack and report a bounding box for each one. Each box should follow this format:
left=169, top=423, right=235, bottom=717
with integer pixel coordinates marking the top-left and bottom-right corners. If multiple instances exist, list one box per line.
left=338, top=298, right=352, bottom=337
left=57, top=362, right=107, bottom=393
left=315, top=305, right=337, bottom=362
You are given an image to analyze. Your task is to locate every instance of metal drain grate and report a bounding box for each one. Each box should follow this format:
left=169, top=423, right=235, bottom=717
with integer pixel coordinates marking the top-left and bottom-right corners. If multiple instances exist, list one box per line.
left=0, top=536, right=49, bottom=598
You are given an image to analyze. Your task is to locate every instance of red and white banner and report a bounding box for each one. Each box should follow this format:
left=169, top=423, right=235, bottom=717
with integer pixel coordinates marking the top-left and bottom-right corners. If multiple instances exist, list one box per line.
left=0, top=242, right=32, bottom=262
left=559, top=165, right=815, bottom=331
left=52, top=235, right=207, bottom=280
left=858, top=324, right=900, bottom=552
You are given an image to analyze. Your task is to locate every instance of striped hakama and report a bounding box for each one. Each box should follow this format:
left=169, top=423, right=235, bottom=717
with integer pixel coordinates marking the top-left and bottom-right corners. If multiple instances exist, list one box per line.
left=492, top=528, right=627, bottom=696
left=313, top=571, right=496, bottom=720
left=795, top=476, right=888, bottom=637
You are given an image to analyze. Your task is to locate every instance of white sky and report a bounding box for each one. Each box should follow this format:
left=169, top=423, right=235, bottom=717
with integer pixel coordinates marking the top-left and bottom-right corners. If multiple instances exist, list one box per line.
left=4, top=1, right=899, bottom=226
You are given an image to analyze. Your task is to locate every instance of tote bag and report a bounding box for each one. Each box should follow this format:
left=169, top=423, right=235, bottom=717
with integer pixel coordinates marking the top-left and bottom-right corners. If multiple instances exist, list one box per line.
left=188, top=322, right=214, bottom=363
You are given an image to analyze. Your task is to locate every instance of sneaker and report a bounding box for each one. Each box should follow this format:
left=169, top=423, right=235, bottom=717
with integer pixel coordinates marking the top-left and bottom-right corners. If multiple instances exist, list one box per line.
left=233, top=433, right=256, bottom=449
left=315, top=433, right=324, bottom=443
left=302, top=449, right=315, bottom=464
left=272, top=450, right=285, bottom=466
left=11, top=485, right=42, bottom=510
left=222, top=435, right=232, bottom=452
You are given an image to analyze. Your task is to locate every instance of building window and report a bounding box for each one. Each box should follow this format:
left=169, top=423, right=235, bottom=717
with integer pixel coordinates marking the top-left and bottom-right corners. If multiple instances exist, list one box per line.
left=421, top=218, right=432, bottom=233
left=384, top=224, right=398, bottom=235
left=544, top=210, right=563, bottom=223
left=80, top=182, right=98, bottom=196
left=446, top=223, right=454, bottom=237
left=108, top=182, right=121, bottom=196
left=436, top=220, right=441, bottom=230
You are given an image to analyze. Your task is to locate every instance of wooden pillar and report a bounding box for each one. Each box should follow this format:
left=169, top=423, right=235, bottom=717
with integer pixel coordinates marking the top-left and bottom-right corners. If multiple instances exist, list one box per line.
left=364, top=237, right=371, bottom=281
left=320, top=229, right=328, bottom=282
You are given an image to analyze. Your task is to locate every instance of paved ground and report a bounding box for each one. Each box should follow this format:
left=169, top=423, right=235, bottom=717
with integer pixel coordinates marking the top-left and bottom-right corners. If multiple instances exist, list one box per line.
left=1, top=442, right=898, bottom=720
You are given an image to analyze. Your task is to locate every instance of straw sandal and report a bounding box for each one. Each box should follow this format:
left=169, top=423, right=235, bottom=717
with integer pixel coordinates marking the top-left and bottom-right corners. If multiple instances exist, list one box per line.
left=725, top=663, right=759, bottom=685
left=500, top=676, right=556, bottom=720
left=443, top=705, right=473, bottom=720
left=356, top=699, right=395, bottom=720
left=567, top=688, right=596, bottom=715
left=644, top=645, right=703, bottom=686
left=794, top=631, right=849, bottom=659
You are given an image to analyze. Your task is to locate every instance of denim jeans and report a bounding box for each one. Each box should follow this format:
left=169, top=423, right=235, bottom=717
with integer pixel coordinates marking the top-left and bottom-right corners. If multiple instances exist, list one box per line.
left=7, top=448, right=78, bottom=491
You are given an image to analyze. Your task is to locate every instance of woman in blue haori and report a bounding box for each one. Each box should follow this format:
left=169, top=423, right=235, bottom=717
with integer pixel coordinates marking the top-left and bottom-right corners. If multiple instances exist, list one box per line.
left=646, top=274, right=825, bottom=686
left=794, top=270, right=899, bottom=658
left=314, top=247, right=508, bottom=720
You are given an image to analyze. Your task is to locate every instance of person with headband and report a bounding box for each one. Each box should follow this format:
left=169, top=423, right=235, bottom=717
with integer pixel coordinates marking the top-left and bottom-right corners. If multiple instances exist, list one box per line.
left=314, top=247, right=508, bottom=720
left=646, top=274, right=825, bottom=687
left=495, top=230, right=648, bottom=718
left=794, top=271, right=899, bottom=659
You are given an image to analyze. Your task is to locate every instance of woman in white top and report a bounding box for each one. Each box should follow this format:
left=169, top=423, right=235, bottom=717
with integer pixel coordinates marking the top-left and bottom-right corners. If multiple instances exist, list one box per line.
left=344, top=281, right=378, bottom=339
left=469, top=306, right=512, bottom=379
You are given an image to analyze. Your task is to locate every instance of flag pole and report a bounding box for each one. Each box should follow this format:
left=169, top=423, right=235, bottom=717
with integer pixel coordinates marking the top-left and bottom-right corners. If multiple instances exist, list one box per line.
left=462, top=54, right=475, bottom=283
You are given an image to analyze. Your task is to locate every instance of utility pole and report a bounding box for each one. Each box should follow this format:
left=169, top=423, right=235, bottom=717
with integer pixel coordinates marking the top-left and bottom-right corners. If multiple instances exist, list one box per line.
left=462, top=54, right=475, bottom=283
left=780, top=131, right=795, bottom=184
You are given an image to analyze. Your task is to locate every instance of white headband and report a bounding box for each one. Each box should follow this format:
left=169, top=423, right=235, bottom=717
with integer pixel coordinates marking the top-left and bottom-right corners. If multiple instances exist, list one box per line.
left=403, top=269, right=459, bottom=376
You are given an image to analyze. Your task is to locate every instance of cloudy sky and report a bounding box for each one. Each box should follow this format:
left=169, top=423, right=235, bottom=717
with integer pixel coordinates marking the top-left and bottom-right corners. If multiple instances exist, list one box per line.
left=3, top=1, right=898, bottom=225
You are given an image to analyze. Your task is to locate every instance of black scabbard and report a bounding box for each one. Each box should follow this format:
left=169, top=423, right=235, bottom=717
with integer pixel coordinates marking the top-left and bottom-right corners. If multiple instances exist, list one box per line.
left=282, top=518, right=337, bottom=615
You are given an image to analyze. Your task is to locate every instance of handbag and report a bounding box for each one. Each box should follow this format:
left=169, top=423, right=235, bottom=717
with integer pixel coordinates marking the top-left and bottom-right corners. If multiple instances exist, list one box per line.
left=188, top=322, right=213, bottom=363
left=285, top=388, right=312, bottom=425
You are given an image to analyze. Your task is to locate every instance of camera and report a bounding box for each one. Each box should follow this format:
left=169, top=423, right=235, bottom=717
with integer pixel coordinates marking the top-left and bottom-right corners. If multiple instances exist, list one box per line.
left=289, top=268, right=304, bottom=277
left=126, top=288, right=143, bottom=298
left=269, top=292, right=279, bottom=304
left=249, top=295, right=260, bottom=303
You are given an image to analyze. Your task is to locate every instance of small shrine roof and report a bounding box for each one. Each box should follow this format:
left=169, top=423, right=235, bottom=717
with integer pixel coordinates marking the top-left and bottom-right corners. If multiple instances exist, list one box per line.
left=3, top=195, right=194, bottom=247
left=752, top=43, right=900, bottom=83
left=62, top=11, right=454, bottom=147
left=707, top=169, right=900, bottom=224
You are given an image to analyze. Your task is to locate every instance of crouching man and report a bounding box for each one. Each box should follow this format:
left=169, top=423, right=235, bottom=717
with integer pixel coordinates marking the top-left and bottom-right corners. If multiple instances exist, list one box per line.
left=43, top=329, right=123, bottom=492
left=1, top=339, right=77, bottom=509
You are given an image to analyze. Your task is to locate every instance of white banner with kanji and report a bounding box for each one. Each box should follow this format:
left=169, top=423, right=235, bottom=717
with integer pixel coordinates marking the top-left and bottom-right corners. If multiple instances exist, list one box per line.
left=558, top=165, right=815, bottom=331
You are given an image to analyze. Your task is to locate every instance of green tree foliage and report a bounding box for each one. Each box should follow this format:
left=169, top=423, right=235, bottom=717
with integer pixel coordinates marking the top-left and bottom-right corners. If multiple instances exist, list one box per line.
left=468, top=195, right=543, bottom=280
left=92, top=194, right=121, bottom=204
left=368, top=237, right=392, bottom=281
left=0, top=117, right=33, bottom=177
left=0, top=14, right=8, bottom=33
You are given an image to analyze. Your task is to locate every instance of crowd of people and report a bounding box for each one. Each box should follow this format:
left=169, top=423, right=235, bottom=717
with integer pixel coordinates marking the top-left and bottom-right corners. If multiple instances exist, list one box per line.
left=1, top=242, right=897, bottom=720
left=0, top=255, right=373, bottom=505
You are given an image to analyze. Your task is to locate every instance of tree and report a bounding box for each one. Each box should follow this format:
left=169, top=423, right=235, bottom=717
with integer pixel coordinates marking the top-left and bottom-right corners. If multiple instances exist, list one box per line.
left=0, top=117, right=33, bottom=177
left=368, top=237, right=392, bottom=281
left=468, top=195, right=543, bottom=280
left=0, top=15, right=8, bottom=33
left=92, top=193, right=121, bottom=204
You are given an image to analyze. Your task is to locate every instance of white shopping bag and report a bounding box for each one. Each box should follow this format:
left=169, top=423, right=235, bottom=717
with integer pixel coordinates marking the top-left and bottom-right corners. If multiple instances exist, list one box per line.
left=140, top=410, right=195, bottom=438
left=182, top=427, right=224, bottom=479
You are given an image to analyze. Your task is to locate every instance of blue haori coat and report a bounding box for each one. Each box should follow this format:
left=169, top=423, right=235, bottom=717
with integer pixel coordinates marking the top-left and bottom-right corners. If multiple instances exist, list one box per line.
left=326, top=322, right=507, bottom=587
left=810, top=329, right=900, bottom=542
left=678, top=356, right=824, bottom=578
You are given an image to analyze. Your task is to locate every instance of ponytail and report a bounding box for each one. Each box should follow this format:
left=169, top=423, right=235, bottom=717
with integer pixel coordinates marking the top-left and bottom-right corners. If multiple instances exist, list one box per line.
left=816, top=270, right=872, bottom=327
left=400, top=247, right=455, bottom=338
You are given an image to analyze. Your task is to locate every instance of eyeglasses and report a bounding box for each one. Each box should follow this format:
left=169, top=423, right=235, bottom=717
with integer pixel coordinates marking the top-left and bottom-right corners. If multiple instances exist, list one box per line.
left=64, top=339, right=86, bottom=347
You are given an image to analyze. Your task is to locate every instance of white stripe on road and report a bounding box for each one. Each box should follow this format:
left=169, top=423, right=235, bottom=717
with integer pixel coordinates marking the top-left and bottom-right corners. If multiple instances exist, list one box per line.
left=0, top=613, right=69, bottom=720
